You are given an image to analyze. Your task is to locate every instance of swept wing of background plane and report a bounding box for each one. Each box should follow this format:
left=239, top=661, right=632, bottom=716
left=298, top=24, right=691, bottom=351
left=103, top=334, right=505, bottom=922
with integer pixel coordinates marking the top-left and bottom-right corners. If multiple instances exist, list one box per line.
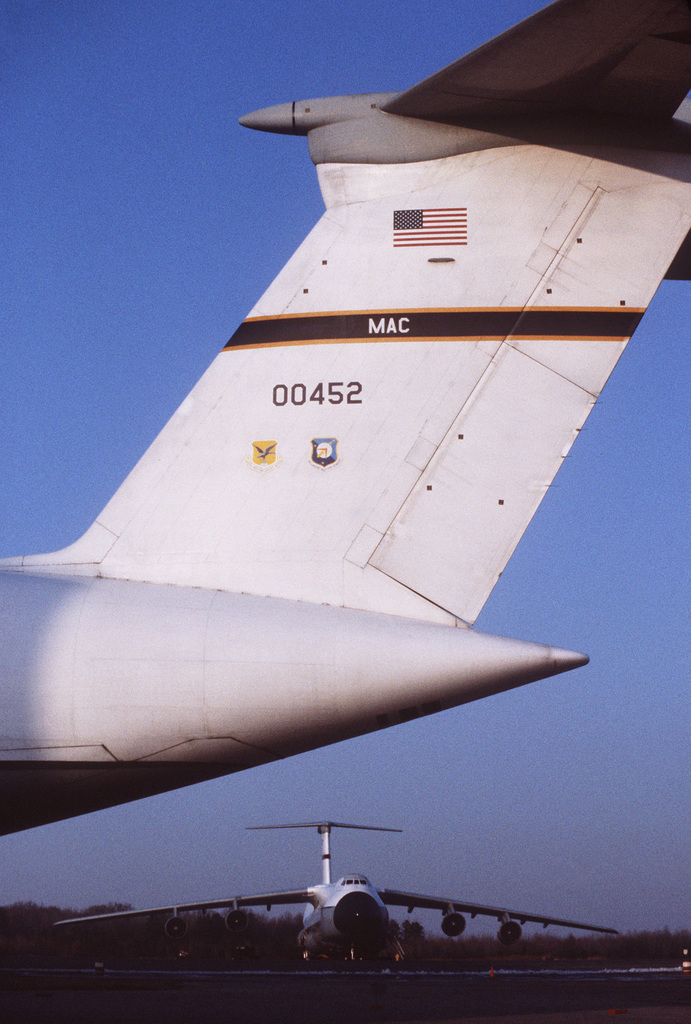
left=55, top=823, right=616, bottom=957
left=1, top=0, right=690, bottom=834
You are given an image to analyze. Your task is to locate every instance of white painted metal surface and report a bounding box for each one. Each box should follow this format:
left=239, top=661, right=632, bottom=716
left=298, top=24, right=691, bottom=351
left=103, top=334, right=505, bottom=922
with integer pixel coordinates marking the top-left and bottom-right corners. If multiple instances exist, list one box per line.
left=1, top=0, right=690, bottom=833
left=0, top=573, right=585, bottom=764
left=5, top=147, right=688, bottom=624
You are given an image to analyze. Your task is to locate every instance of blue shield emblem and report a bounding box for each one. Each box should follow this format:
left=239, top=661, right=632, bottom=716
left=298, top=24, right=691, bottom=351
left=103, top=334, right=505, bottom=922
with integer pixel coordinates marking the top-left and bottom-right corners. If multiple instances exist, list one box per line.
left=311, top=438, right=338, bottom=468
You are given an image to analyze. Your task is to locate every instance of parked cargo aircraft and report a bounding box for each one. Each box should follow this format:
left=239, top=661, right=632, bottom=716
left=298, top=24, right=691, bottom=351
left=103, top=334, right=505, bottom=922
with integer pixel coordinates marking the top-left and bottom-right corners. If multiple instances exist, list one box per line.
left=2, top=0, right=691, bottom=835
left=55, top=822, right=617, bottom=958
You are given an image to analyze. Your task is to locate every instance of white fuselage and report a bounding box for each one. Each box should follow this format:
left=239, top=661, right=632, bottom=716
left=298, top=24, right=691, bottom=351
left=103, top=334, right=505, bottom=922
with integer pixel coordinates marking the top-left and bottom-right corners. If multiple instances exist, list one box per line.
left=0, top=570, right=584, bottom=834
left=2, top=0, right=689, bottom=841
left=299, top=875, right=388, bottom=956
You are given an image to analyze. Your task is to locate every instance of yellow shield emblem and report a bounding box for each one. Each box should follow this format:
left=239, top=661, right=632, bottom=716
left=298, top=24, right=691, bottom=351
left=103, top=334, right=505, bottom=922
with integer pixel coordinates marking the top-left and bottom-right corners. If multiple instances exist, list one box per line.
left=252, top=441, right=277, bottom=465
left=247, top=440, right=282, bottom=473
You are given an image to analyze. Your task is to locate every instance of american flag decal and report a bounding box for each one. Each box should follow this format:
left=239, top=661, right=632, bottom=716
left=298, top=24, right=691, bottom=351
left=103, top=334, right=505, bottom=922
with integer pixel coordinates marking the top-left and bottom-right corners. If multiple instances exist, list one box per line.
left=393, top=208, right=467, bottom=247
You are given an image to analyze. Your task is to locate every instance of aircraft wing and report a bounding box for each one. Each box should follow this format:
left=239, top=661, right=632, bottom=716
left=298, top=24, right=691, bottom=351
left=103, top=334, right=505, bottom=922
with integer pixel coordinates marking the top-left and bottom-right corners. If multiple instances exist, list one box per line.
left=54, top=889, right=313, bottom=928
left=383, top=0, right=691, bottom=124
left=377, top=889, right=617, bottom=934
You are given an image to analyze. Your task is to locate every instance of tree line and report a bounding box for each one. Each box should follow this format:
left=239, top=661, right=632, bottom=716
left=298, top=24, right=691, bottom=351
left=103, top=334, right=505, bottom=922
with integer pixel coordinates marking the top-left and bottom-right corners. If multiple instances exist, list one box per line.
left=0, top=903, right=687, bottom=961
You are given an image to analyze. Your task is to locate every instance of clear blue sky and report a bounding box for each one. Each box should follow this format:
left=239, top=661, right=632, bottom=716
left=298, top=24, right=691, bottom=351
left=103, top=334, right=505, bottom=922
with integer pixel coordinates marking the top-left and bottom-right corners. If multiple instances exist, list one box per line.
left=1, top=0, right=688, bottom=935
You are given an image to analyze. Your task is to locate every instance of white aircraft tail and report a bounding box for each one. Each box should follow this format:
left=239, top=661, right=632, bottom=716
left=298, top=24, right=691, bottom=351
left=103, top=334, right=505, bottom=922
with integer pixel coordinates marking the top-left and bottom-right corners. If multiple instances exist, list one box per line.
left=5, top=0, right=691, bottom=626
left=248, top=821, right=401, bottom=884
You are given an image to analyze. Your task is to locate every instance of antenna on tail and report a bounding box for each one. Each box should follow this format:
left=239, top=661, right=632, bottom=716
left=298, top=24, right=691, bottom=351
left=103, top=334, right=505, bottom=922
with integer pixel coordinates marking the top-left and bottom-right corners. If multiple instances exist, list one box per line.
left=247, top=821, right=402, bottom=885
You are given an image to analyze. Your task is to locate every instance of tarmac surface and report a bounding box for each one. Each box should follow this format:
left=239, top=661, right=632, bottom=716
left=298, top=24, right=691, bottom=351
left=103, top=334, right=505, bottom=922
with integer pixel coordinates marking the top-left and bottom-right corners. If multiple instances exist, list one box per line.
left=0, top=959, right=688, bottom=1023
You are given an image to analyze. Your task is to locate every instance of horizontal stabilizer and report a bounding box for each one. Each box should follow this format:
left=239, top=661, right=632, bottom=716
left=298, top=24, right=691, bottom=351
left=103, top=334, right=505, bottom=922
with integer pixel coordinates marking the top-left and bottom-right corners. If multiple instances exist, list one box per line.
left=247, top=822, right=401, bottom=833
left=384, top=0, right=691, bottom=125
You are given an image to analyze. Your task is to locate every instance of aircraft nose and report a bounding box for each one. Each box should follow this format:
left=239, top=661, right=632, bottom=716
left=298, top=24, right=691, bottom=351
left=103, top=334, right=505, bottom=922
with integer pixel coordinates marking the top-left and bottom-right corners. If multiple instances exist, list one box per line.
left=332, top=892, right=383, bottom=938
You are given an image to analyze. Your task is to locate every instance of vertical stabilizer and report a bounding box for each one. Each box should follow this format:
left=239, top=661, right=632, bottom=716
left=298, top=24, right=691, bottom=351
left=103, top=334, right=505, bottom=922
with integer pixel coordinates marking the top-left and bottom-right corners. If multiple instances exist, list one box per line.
left=247, top=822, right=402, bottom=885
left=4, top=0, right=691, bottom=626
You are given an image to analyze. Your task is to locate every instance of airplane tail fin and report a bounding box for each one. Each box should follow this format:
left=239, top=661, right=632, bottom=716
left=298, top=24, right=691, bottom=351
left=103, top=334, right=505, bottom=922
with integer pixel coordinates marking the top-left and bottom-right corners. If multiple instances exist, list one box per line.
left=5, top=0, right=691, bottom=626
left=248, top=822, right=401, bottom=885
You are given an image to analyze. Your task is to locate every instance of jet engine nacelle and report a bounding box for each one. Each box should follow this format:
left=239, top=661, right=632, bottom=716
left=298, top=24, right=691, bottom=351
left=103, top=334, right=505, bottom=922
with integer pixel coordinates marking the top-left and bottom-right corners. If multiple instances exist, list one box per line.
left=164, top=915, right=187, bottom=939
left=441, top=912, right=466, bottom=937
left=498, top=920, right=522, bottom=945
left=225, top=909, right=249, bottom=934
